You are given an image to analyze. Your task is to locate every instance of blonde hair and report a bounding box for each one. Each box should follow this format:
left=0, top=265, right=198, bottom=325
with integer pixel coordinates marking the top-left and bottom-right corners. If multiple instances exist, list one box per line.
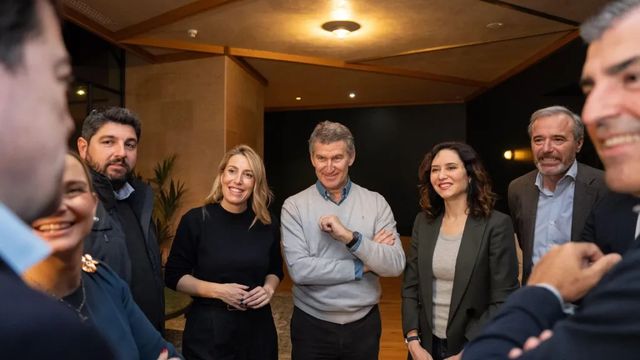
left=204, top=145, right=273, bottom=226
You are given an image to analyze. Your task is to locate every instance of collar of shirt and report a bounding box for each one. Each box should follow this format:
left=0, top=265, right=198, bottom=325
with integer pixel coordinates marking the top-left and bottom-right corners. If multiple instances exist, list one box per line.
left=114, top=182, right=135, bottom=200
left=0, top=203, right=51, bottom=274
left=316, top=179, right=352, bottom=205
left=535, top=160, right=578, bottom=194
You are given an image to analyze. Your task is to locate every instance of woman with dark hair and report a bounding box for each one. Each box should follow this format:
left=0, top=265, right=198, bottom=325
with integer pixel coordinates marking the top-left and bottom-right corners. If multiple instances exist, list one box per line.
left=165, top=144, right=283, bottom=360
left=402, top=142, right=519, bottom=360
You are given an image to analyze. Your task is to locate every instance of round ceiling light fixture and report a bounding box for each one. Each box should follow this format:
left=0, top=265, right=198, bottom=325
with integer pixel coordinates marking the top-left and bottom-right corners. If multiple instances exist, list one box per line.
left=322, top=20, right=361, bottom=38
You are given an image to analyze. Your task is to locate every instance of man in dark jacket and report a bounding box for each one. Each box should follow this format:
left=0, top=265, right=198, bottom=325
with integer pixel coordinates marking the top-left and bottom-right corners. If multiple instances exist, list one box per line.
left=78, top=107, right=165, bottom=332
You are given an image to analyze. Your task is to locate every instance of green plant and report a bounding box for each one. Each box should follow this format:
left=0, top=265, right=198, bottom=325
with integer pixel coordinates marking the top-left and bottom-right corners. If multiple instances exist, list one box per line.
left=148, top=155, right=187, bottom=249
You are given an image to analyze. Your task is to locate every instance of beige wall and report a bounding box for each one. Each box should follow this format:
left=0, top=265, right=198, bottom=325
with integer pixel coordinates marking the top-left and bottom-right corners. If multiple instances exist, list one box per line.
left=225, top=58, right=265, bottom=155
left=125, top=55, right=265, bottom=219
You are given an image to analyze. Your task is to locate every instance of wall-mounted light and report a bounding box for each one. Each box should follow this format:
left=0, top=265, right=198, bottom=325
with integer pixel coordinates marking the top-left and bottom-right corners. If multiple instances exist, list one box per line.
left=187, top=29, right=198, bottom=38
left=76, top=88, right=86, bottom=96
left=295, top=96, right=302, bottom=101
left=504, top=148, right=533, bottom=162
left=348, top=92, right=356, bottom=99
left=322, top=20, right=361, bottom=38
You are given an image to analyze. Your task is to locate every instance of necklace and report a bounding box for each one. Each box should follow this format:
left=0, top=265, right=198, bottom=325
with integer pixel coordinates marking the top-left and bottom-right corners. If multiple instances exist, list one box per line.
left=57, top=279, right=88, bottom=323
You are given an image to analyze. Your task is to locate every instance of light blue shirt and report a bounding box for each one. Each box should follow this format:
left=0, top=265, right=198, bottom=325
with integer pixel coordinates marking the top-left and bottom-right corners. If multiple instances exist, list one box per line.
left=532, top=161, right=578, bottom=264
left=114, top=182, right=135, bottom=200
left=0, top=203, right=51, bottom=274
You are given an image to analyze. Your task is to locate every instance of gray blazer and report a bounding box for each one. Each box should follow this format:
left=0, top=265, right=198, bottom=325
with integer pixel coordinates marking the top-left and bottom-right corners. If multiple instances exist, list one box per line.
left=508, top=162, right=606, bottom=284
left=401, top=211, right=519, bottom=357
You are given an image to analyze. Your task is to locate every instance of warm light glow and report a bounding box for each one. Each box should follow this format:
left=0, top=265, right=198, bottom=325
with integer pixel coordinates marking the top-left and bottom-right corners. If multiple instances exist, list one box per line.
left=504, top=148, right=533, bottom=161
left=333, top=28, right=350, bottom=38
left=295, top=96, right=302, bottom=101
left=349, top=92, right=356, bottom=99
left=76, top=89, right=86, bottom=96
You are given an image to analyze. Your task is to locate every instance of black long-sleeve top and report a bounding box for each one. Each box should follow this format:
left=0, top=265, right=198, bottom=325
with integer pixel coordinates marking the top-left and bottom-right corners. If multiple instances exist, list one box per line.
left=165, top=203, right=283, bottom=304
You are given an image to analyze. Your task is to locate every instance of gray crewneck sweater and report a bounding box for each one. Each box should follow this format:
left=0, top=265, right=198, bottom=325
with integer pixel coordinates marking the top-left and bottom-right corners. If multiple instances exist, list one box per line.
left=281, top=182, right=406, bottom=324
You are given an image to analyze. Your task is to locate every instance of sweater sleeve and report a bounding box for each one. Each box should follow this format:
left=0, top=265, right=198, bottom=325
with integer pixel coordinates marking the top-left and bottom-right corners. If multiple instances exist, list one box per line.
left=164, top=208, right=199, bottom=290
left=281, top=198, right=358, bottom=285
left=351, top=193, right=406, bottom=277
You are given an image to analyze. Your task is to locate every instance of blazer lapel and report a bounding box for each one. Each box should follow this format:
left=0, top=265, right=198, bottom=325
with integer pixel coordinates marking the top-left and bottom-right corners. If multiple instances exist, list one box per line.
left=449, top=216, right=486, bottom=324
left=571, top=165, right=598, bottom=240
left=420, top=215, right=442, bottom=331
left=522, top=173, right=540, bottom=257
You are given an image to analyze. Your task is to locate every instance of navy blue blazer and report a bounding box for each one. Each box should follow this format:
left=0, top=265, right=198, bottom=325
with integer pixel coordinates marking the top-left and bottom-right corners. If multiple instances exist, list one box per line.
left=0, top=257, right=115, bottom=358
left=580, top=191, right=640, bottom=255
left=462, top=239, right=640, bottom=359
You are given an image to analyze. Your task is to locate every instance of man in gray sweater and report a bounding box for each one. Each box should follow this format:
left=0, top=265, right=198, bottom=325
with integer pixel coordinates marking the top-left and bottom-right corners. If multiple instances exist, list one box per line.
left=281, top=120, right=406, bottom=360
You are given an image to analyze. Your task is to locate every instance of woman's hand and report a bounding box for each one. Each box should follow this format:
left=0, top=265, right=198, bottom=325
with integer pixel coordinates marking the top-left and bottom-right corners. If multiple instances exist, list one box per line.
left=244, top=285, right=275, bottom=309
left=408, top=341, right=433, bottom=360
left=211, top=283, right=249, bottom=310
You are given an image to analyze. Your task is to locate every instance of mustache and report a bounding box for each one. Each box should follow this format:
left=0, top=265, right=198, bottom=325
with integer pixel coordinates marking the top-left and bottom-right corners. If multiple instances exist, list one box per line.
left=105, top=158, right=130, bottom=170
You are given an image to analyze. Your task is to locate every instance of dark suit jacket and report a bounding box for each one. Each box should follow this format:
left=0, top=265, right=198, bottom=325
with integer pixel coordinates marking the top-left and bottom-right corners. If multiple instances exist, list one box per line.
left=580, top=191, right=640, bottom=255
left=0, top=257, right=115, bottom=358
left=508, top=162, right=606, bottom=283
left=462, top=237, right=640, bottom=360
left=402, top=211, right=519, bottom=357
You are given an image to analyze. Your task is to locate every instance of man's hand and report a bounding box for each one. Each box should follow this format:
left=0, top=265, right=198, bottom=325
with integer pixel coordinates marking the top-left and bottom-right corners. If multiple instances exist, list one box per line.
left=318, top=215, right=352, bottom=243
left=528, top=243, right=621, bottom=302
left=508, top=330, right=554, bottom=359
left=373, top=229, right=395, bottom=245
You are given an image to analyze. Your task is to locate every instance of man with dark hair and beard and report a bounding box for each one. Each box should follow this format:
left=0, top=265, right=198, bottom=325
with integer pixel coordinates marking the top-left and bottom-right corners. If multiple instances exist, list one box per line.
left=78, top=106, right=165, bottom=333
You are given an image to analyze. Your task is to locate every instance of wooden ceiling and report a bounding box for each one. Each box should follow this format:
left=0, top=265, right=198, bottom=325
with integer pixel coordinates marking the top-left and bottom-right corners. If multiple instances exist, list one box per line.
left=62, top=0, right=610, bottom=110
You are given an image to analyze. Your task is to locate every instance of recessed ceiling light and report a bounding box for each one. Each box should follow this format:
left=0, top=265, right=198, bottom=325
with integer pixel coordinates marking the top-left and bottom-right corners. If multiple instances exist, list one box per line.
left=486, top=22, right=503, bottom=29
left=295, top=96, right=302, bottom=101
left=349, top=92, right=356, bottom=99
left=187, top=29, right=198, bottom=38
left=322, top=20, right=361, bottom=39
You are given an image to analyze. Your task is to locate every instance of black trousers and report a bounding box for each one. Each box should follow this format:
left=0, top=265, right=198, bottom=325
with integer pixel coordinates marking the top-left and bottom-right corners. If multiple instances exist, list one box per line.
left=290, top=305, right=381, bottom=360
left=182, top=301, right=278, bottom=360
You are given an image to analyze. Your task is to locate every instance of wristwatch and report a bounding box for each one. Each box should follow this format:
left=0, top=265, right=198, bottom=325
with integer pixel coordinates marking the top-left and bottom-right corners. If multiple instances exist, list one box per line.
left=405, top=335, right=421, bottom=344
left=346, top=231, right=361, bottom=248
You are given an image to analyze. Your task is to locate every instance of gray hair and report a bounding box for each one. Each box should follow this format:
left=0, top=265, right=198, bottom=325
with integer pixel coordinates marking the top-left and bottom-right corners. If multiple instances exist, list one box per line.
left=581, top=0, right=640, bottom=43
left=528, top=105, right=584, bottom=142
left=308, top=121, right=355, bottom=155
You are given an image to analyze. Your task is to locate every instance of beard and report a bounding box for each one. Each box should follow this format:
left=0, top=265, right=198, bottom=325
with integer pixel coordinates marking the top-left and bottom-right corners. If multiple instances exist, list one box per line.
left=85, top=152, right=132, bottom=190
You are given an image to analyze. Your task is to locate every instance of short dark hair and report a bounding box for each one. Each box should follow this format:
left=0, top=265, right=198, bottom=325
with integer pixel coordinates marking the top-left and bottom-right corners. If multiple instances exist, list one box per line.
left=81, top=107, right=142, bottom=142
left=418, top=142, right=497, bottom=219
left=0, top=0, right=59, bottom=72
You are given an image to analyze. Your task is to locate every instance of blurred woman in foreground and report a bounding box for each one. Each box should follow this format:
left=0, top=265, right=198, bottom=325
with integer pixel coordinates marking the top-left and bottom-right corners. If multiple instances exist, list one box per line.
left=25, top=152, right=180, bottom=360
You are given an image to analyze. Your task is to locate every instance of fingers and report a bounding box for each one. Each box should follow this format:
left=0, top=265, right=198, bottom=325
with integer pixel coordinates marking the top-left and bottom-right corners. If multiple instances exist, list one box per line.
left=245, top=286, right=273, bottom=308
left=539, top=329, right=553, bottom=342
left=508, top=329, right=554, bottom=359
left=583, top=253, right=622, bottom=284
left=508, top=347, right=523, bottom=359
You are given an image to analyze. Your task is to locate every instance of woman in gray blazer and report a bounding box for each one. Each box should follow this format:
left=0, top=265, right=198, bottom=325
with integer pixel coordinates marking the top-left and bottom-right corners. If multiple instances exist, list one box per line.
left=402, top=142, right=519, bottom=360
